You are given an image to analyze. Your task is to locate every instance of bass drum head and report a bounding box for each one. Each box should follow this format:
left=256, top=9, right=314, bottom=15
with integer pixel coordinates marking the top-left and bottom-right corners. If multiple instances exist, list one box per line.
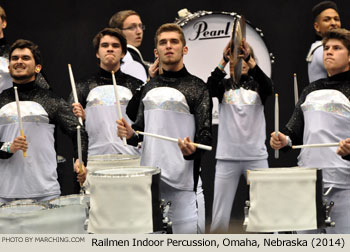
left=176, top=11, right=272, bottom=81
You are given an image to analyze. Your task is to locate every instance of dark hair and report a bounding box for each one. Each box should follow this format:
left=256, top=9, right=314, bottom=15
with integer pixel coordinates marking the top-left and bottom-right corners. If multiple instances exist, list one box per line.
left=0, top=5, right=6, bottom=22
left=9, top=39, right=41, bottom=65
left=312, top=1, right=338, bottom=21
left=323, top=28, right=350, bottom=51
left=154, top=23, right=186, bottom=47
left=92, top=27, right=127, bottom=55
left=109, top=10, right=139, bottom=29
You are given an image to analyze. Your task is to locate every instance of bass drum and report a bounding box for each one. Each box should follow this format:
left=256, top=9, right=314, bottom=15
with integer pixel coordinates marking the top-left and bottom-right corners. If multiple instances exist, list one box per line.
left=176, top=11, right=273, bottom=79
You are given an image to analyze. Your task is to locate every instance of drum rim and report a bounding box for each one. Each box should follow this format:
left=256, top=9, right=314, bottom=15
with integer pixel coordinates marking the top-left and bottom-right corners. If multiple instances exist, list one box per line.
left=88, top=154, right=140, bottom=162
left=91, top=166, right=161, bottom=178
left=48, top=194, right=89, bottom=203
left=0, top=203, right=46, bottom=211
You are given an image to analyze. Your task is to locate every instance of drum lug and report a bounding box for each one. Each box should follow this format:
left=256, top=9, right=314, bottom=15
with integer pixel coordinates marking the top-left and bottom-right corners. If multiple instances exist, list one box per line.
left=324, top=201, right=335, bottom=227
left=242, top=200, right=250, bottom=230
left=160, top=200, right=173, bottom=234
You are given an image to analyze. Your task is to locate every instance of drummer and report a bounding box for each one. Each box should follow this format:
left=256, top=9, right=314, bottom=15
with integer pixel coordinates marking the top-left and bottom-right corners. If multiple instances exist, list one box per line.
left=307, top=1, right=341, bottom=83
left=69, top=28, right=143, bottom=158
left=117, top=23, right=212, bottom=234
left=270, top=28, right=350, bottom=234
left=208, top=40, right=273, bottom=233
left=0, top=39, right=88, bottom=203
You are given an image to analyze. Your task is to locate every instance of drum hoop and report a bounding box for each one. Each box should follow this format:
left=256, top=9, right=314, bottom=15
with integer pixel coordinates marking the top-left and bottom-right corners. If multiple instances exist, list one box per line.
left=91, top=166, right=160, bottom=178
left=48, top=194, right=89, bottom=203
left=88, top=154, right=140, bottom=162
left=0, top=203, right=46, bottom=210
left=175, top=10, right=274, bottom=63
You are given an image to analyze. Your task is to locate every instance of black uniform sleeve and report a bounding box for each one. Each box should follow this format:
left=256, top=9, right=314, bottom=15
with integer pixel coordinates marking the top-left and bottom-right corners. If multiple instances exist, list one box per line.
left=67, top=81, right=89, bottom=109
left=248, top=64, right=274, bottom=104
left=51, top=95, right=89, bottom=164
left=0, top=142, right=13, bottom=159
left=185, top=80, right=213, bottom=160
left=281, top=87, right=311, bottom=147
left=206, top=67, right=227, bottom=101
left=126, top=82, right=146, bottom=122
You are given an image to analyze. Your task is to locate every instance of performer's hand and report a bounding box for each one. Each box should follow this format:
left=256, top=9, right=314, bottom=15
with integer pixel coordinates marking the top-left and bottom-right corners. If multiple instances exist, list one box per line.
left=178, top=136, right=196, bottom=156
left=74, top=159, right=86, bottom=184
left=10, top=136, right=28, bottom=153
left=270, top=131, right=288, bottom=150
left=337, top=138, right=350, bottom=156
left=117, top=118, right=134, bottom=140
left=72, top=103, right=86, bottom=121
left=149, top=58, right=159, bottom=78
left=239, top=39, right=251, bottom=59
left=223, top=42, right=231, bottom=62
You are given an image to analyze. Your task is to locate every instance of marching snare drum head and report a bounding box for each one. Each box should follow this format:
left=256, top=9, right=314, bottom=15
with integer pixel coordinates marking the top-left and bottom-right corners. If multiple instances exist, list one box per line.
left=176, top=11, right=272, bottom=82
left=91, top=166, right=160, bottom=178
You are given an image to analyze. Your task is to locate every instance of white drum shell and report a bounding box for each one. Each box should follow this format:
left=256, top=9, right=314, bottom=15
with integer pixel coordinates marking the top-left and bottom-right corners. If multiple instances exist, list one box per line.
left=0, top=204, right=46, bottom=234
left=247, top=167, right=318, bottom=232
left=88, top=167, right=160, bottom=234
left=47, top=194, right=90, bottom=234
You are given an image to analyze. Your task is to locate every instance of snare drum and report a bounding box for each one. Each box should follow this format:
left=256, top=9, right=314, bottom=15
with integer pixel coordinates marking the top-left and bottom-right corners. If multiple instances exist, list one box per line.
left=88, top=166, right=162, bottom=234
left=46, top=194, right=90, bottom=234
left=246, top=167, right=323, bottom=232
left=85, top=154, right=141, bottom=193
left=0, top=204, right=46, bottom=233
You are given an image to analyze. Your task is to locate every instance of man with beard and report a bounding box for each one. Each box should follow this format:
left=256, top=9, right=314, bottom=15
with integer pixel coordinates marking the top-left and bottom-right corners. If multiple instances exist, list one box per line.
left=0, top=5, right=49, bottom=94
left=117, top=23, right=212, bottom=234
left=0, top=39, right=88, bottom=203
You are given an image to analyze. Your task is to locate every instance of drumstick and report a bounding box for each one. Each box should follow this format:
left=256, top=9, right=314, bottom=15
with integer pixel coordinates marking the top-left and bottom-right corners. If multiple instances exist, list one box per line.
left=68, top=64, right=83, bottom=126
left=76, top=126, right=83, bottom=188
left=14, top=87, right=26, bottom=157
left=275, top=93, right=279, bottom=159
left=292, top=143, right=339, bottom=149
left=136, top=131, right=212, bottom=151
left=112, top=71, right=127, bottom=146
left=294, top=73, right=298, bottom=105
left=76, top=126, right=83, bottom=174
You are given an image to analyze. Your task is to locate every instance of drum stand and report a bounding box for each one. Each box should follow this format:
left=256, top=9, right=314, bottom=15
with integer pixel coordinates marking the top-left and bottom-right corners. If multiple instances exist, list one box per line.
left=160, top=200, right=173, bottom=234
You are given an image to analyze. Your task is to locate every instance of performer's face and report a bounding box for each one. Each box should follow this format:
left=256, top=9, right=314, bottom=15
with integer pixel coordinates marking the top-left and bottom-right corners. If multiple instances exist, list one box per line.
left=8, top=48, right=40, bottom=83
left=155, top=31, right=188, bottom=69
left=122, top=15, right=143, bottom=48
left=314, top=9, right=341, bottom=36
left=323, top=39, right=350, bottom=76
left=96, top=35, right=125, bottom=70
